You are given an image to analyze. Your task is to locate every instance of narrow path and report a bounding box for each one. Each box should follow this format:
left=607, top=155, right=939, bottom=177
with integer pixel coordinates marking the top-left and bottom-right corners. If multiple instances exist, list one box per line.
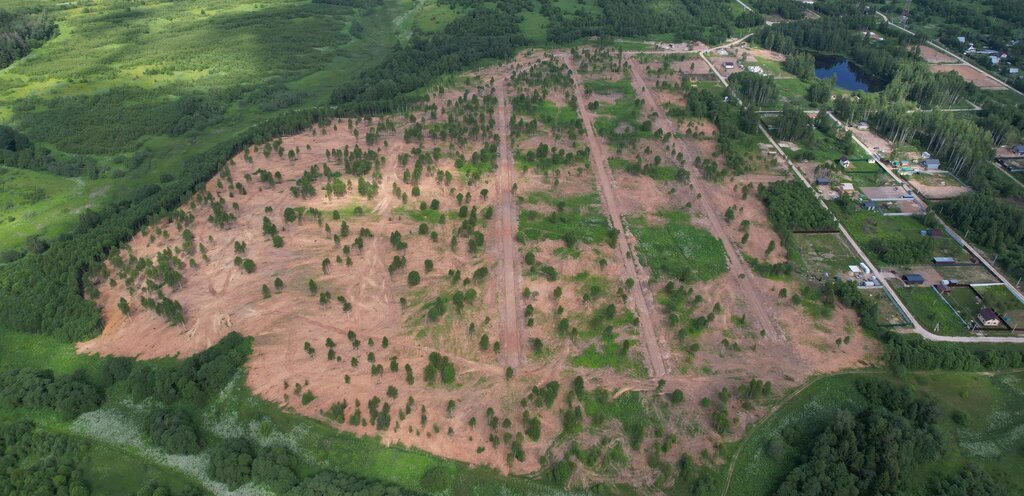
left=625, top=56, right=784, bottom=343
left=493, top=79, right=527, bottom=368
left=560, top=53, right=669, bottom=378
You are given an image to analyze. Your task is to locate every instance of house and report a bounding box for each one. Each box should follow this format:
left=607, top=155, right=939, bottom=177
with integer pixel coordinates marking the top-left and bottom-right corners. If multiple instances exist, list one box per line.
left=1010, top=68, right=1020, bottom=75
left=815, top=177, right=831, bottom=185
left=839, top=156, right=851, bottom=168
left=902, top=274, right=925, bottom=285
left=1011, top=144, right=1024, bottom=155
left=932, top=256, right=956, bottom=265
left=723, top=61, right=735, bottom=70
left=978, top=308, right=1001, bottom=327
left=839, top=182, right=855, bottom=194
left=747, top=65, right=764, bottom=74
left=924, top=158, right=941, bottom=170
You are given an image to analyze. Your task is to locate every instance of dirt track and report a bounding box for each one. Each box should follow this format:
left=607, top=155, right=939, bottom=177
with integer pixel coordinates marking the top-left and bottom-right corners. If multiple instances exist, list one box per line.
left=561, top=53, right=669, bottom=378
left=493, top=79, right=526, bottom=368
left=625, top=55, right=784, bottom=343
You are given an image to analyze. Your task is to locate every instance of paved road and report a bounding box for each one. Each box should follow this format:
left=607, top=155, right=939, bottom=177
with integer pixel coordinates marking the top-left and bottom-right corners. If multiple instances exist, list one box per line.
left=626, top=55, right=784, bottom=343
left=561, top=53, right=669, bottom=377
left=877, top=11, right=1024, bottom=97
left=493, top=80, right=527, bottom=367
left=700, top=53, right=1024, bottom=343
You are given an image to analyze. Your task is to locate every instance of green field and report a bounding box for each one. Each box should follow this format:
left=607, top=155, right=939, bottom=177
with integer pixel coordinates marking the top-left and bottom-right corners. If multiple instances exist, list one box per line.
left=835, top=210, right=965, bottom=266
left=629, top=210, right=728, bottom=282
left=790, top=232, right=860, bottom=276
left=0, top=0, right=407, bottom=253
left=975, top=284, right=1024, bottom=329
left=518, top=192, right=616, bottom=246
left=725, top=371, right=1024, bottom=496
left=860, top=287, right=910, bottom=326
left=895, top=286, right=967, bottom=336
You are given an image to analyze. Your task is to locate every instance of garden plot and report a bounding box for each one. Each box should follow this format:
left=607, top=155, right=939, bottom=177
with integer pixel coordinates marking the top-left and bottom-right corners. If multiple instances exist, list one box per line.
left=896, top=287, right=968, bottom=336
left=974, top=284, right=1024, bottom=330
left=791, top=232, right=860, bottom=278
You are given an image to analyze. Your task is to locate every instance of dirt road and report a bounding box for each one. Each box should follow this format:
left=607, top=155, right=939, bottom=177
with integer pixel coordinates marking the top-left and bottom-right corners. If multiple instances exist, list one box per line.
left=561, top=53, right=669, bottom=378
left=625, top=56, right=784, bottom=343
left=493, top=79, right=527, bottom=367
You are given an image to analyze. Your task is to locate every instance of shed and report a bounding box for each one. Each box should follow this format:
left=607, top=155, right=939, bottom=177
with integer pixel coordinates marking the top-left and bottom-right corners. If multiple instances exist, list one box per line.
left=978, top=308, right=1001, bottom=327
left=856, top=121, right=869, bottom=130
left=839, top=156, right=851, bottom=168
left=924, top=158, right=941, bottom=170
left=840, top=182, right=855, bottom=193
left=816, top=177, right=831, bottom=185
left=932, top=256, right=956, bottom=265
left=723, top=61, right=735, bottom=69
left=935, top=284, right=950, bottom=294
left=902, top=274, right=925, bottom=285
left=861, top=201, right=878, bottom=211
left=1012, top=144, right=1024, bottom=155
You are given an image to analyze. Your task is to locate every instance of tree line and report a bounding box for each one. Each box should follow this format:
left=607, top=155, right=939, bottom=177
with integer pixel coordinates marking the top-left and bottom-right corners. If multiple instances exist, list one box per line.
left=0, top=8, right=57, bottom=69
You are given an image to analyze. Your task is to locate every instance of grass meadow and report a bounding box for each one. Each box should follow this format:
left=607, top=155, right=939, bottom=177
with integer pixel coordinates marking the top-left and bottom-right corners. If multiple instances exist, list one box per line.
left=0, top=0, right=409, bottom=253
left=724, top=370, right=1024, bottom=496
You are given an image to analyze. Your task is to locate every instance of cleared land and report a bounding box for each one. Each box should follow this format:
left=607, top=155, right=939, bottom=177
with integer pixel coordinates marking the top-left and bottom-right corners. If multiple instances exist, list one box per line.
left=76, top=48, right=879, bottom=487
left=928, top=64, right=1007, bottom=90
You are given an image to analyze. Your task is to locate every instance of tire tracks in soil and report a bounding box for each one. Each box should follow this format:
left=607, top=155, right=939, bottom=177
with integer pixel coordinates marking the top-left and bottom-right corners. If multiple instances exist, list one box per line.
left=625, top=55, right=784, bottom=343
left=493, top=79, right=527, bottom=368
left=560, top=53, right=669, bottom=378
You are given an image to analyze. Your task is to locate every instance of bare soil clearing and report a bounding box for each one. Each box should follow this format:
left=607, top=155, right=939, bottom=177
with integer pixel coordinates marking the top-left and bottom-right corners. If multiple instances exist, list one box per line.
left=929, top=64, right=1007, bottom=89
left=916, top=44, right=959, bottom=64
left=561, top=52, right=669, bottom=378
left=78, top=47, right=878, bottom=488
left=626, top=55, right=785, bottom=343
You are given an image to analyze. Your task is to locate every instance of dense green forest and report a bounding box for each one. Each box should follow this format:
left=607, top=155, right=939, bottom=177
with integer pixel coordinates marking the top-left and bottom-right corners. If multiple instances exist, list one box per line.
left=0, top=8, right=56, bottom=69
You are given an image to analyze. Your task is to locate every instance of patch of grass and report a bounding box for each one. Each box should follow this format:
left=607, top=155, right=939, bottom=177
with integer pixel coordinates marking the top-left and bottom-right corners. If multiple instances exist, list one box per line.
left=895, top=286, right=967, bottom=336
left=790, top=232, right=860, bottom=276
left=518, top=192, right=615, bottom=246
left=629, top=210, right=727, bottom=281
left=0, top=327, right=102, bottom=375
left=571, top=341, right=647, bottom=377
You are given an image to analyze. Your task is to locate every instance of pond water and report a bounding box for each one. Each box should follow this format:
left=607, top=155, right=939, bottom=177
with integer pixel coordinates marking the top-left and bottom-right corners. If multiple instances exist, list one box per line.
left=814, top=56, right=884, bottom=92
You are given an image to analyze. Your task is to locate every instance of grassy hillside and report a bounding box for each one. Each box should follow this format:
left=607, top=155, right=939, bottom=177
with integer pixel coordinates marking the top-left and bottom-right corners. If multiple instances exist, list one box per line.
left=0, top=0, right=407, bottom=253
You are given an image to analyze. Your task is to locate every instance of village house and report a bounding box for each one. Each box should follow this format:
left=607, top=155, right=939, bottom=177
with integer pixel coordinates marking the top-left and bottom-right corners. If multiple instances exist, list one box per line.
left=978, top=308, right=1001, bottom=327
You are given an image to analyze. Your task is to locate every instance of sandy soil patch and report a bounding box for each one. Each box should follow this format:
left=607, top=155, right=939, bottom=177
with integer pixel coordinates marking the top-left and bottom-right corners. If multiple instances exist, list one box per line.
left=915, top=44, right=959, bottom=64
left=929, top=64, right=1006, bottom=89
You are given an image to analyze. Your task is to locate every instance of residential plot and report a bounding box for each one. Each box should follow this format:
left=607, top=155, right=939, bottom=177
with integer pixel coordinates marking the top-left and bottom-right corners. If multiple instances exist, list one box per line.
left=791, top=232, right=860, bottom=277
left=895, top=286, right=967, bottom=336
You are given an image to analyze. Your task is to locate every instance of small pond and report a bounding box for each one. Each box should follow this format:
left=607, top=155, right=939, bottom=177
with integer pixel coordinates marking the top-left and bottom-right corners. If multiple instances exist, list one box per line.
left=814, top=56, right=885, bottom=92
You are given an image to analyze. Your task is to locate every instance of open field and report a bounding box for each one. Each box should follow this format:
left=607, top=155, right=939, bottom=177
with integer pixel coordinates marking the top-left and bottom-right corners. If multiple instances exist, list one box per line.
left=928, top=64, right=1007, bottom=90
left=895, top=286, right=967, bottom=336
left=0, top=0, right=408, bottom=254
left=915, top=44, right=959, bottom=64
left=67, top=49, right=883, bottom=490
left=790, top=232, right=860, bottom=276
